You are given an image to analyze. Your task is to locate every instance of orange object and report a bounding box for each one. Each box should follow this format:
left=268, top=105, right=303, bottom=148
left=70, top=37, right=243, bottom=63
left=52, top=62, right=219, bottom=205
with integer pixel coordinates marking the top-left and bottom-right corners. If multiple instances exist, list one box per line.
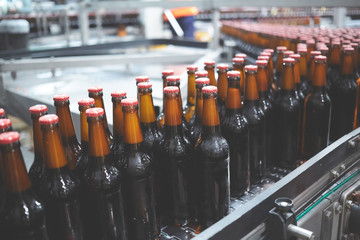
left=163, top=7, right=198, bottom=21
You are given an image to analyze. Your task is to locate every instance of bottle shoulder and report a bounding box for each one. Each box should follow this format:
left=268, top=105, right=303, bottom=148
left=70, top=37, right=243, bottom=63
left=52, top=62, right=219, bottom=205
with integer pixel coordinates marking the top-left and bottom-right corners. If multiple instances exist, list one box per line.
left=43, top=168, right=80, bottom=200
left=157, top=134, right=193, bottom=158
left=122, top=149, right=152, bottom=178
left=306, top=91, right=332, bottom=109
left=196, top=135, right=229, bottom=161
left=243, top=103, right=265, bottom=124
left=222, top=111, right=249, bottom=134
left=274, top=92, right=300, bottom=112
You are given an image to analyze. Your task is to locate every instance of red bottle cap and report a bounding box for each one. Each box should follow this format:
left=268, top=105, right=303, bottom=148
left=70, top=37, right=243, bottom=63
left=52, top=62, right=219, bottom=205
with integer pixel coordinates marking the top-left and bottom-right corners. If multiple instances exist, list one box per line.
left=138, top=82, right=152, bottom=89
left=164, top=86, right=179, bottom=93
left=319, top=46, right=329, bottom=51
left=0, top=108, right=4, bottom=117
left=284, top=50, right=294, bottom=56
left=202, top=86, right=218, bottom=94
left=289, top=54, right=300, bottom=60
left=204, top=60, right=215, bottom=66
left=297, top=48, right=307, bottom=53
left=217, top=64, right=229, bottom=70
left=162, top=70, right=174, bottom=76
left=310, top=51, right=321, bottom=56
left=264, top=48, right=274, bottom=54
left=227, top=71, right=241, bottom=77
left=0, top=131, right=20, bottom=144
left=0, top=118, right=12, bottom=129
left=256, top=60, right=268, bottom=66
left=88, top=86, right=103, bottom=93
left=315, top=55, right=327, bottom=61
left=78, top=98, right=95, bottom=106
left=258, top=56, right=269, bottom=61
left=86, top=107, right=105, bottom=117
left=195, top=78, right=210, bottom=85
left=276, top=46, right=287, bottom=51
left=344, top=47, right=354, bottom=52
left=111, top=91, right=127, bottom=98
left=121, top=98, right=138, bottom=107
left=39, top=114, right=59, bottom=125
left=232, top=57, right=245, bottom=63
left=195, top=71, right=208, bottom=77
left=187, top=65, right=198, bottom=71
left=135, top=76, right=149, bottom=83
left=29, top=104, right=48, bottom=114
left=306, top=39, right=315, bottom=45
left=260, top=52, right=271, bottom=57
left=283, top=58, right=295, bottom=63
left=166, top=76, right=180, bottom=82
left=245, top=65, right=258, bottom=71
left=235, top=53, right=247, bottom=58
left=53, top=94, right=69, bottom=102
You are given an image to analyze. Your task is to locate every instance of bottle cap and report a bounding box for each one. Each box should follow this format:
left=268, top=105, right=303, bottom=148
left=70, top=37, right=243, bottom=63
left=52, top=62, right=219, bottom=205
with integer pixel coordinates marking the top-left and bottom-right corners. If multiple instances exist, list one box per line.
left=310, top=51, right=321, bottom=56
left=86, top=107, right=105, bottom=117
left=202, top=86, right=218, bottom=94
left=260, top=52, right=271, bottom=57
left=135, top=76, right=149, bottom=83
left=195, top=78, right=210, bottom=85
left=166, top=75, right=180, bottom=82
left=258, top=56, right=269, bottom=61
left=0, top=131, right=20, bottom=144
left=88, top=86, right=103, bottom=93
left=319, top=45, right=329, bottom=51
left=78, top=98, right=95, bottom=106
left=162, top=70, right=174, bottom=76
left=284, top=50, right=294, bottom=56
left=315, top=55, right=327, bottom=61
left=187, top=65, right=198, bottom=71
left=121, top=98, right=138, bottom=107
left=344, top=47, right=354, bottom=52
left=232, top=57, right=245, bottom=63
left=204, top=60, right=215, bottom=66
left=264, top=48, right=274, bottom=54
left=245, top=65, right=258, bottom=71
left=0, top=108, right=5, bottom=117
left=53, top=94, right=69, bottom=102
left=29, top=104, right=48, bottom=114
left=306, top=39, right=315, bottom=45
left=227, top=71, right=241, bottom=77
left=217, top=64, right=229, bottom=70
left=0, top=118, right=12, bottom=129
left=289, top=54, right=300, bottom=60
left=297, top=48, right=307, bottom=53
left=276, top=46, right=287, bottom=51
left=111, top=91, right=127, bottom=98
left=164, top=86, right=179, bottom=93
left=138, top=82, right=152, bottom=89
left=235, top=53, right=247, bottom=58
left=39, top=114, right=59, bottom=125
left=195, top=71, right=208, bottom=77
left=283, top=58, right=295, bottom=63
left=256, top=60, right=268, bottom=66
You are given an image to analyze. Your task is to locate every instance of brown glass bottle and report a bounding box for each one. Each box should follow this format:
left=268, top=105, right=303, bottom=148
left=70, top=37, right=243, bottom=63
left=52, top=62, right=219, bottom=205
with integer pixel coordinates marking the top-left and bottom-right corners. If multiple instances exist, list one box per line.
left=298, top=48, right=310, bottom=95
left=232, top=57, right=245, bottom=94
left=0, top=108, right=5, bottom=119
left=354, top=78, right=360, bottom=129
left=195, top=70, right=208, bottom=79
left=308, top=51, right=321, bottom=89
left=138, top=82, right=163, bottom=157
left=328, top=41, right=341, bottom=89
left=135, top=76, right=150, bottom=103
left=28, top=105, right=47, bottom=198
left=221, top=71, right=249, bottom=196
left=217, top=64, right=229, bottom=122
left=275, top=46, right=287, bottom=87
left=0, top=118, right=11, bottom=207
left=39, top=114, right=83, bottom=240
left=121, top=99, right=158, bottom=240
left=110, top=91, right=127, bottom=165
left=260, top=51, right=277, bottom=99
left=0, top=118, right=12, bottom=133
left=306, top=39, right=316, bottom=63
left=88, top=86, right=113, bottom=144
left=329, top=47, right=357, bottom=141
left=155, top=86, right=193, bottom=226
left=272, top=58, right=301, bottom=169
left=184, top=65, right=198, bottom=122
left=302, top=55, right=331, bottom=159
left=157, top=70, right=174, bottom=129
left=204, top=60, right=216, bottom=86
left=243, top=65, right=266, bottom=181
left=0, top=131, right=48, bottom=240
left=195, top=86, right=230, bottom=230
left=189, top=78, right=210, bottom=145
left=82, top=108, right=127, bottom=240
left=162, top=70, right=174, bottom=89
left=53, top=94, right=82, bottom=173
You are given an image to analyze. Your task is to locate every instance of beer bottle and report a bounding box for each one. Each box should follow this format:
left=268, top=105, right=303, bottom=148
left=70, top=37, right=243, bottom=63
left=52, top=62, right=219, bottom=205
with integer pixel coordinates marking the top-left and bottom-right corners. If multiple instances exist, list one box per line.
left=28, top=105, right=47, bottom=198
left=88, top=86, right=113, bottom=144
left=302, top=55, right=331, bottom=159
left=350, top=42, right=360, bottom=79
left=204, top=60, right=216, bottom=86
left=284, top=50, right=294, bottom=58
left=155, top=86, right=192, bottom=226
left=195, top=70, right=208, bottom=79
left=39, top=114, right=83, bottom=240
left=308, top=51, right=321, bottom=88
left=0, top=108, right=5, bottom=119
left=306, top=39, right=316, bottom=62
left=243, top=65, right=266, bottom=181
left=189, top=78, right=210, bottom=145
left=235, top=53, right=247, bottom=62
left=110, top=91, right=127, bottom=164
left=157, top=70, right=174, bottom=129
left=298, top=48, right=310, bottom=95
left=329, top=47, right=357, bottom=141
left=82, top=108, right=127, bottom=240
left=184, top=65, right=198, bottom=122
left=0, top=118, right=12, bottom=133
left=217, top=64, right=229, bottom=122
left=195, top=85, right=230, bottom=229
left=256, top=60, right=273, bottom=166
left=354, top=77, right=360, bottom=129
left=328, top=41, right=341, bottom=88
left=0, top=118, right=12, bottom=208
left=0, top=131, right=48, bottom=240
left=221, top=71, right=249, bottom=195
left=77, top=98, right=95, bottom=176
left=260, top=51, right=276, bottom=99
left=138, top=82, right=163, bottom=157
left=232, top=57, right=246, bottom=95
left=53, top=94, right=82, bottom=172
left=275, top=46, right=287, bottom=87
left=162, top=70, right=174, bottom=89
left=135, top=76, right=150, bottom=103
left=121, top=98, right=158, bottom=239
left=273, top=58, right=301, bottom=169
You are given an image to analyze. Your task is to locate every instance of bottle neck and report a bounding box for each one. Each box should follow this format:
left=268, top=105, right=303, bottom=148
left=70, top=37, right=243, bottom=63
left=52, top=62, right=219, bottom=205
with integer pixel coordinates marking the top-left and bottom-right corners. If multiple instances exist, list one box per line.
left=139, top=91, right=156, bottom=124
left=276, top=52, right=284, bottom=73
left=257, top=67, right=269, bottom=92
left=165, top=93, right=182, bottom=126
left=341, top=53, right=354, bottom=75
left=205, top=66, right=216, bottom=86
left=31, top=112, right=45, bottom=160
left=112, top=98, right=124, bottom=138
left=90, top=93, right=109, bottom=128
left=313, top=62, right=327, bottom=87
left=217, top=70, right=228, bottom=101
left=187, top=71, right=196, bottom=106
left=79, top=106, right=91, bottom=144
left=299, top=54, right=307, bottom=77
left=123, top=107, right=144, bottom=145
left=293, top=61, right=301, bottom=84
left=42, top=124, right=68, bottom=169
left=194, top=88, right=204, bottom=121
left=281, top=64, right=295, bottom=90
left=329, top=46, right=341, bottom=66
left=167, top=82, right=184, bottom=114
left=1, top=142, right=31, bottom=193
left=55, top=102, right=76, bottom=139
left=88, top=116, right=111, bottom=157
left=245, top=72, right=260, bottom=101
left=226, top=77, right=243, bottom=109
left=202, top=94, right=220, bottom=127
